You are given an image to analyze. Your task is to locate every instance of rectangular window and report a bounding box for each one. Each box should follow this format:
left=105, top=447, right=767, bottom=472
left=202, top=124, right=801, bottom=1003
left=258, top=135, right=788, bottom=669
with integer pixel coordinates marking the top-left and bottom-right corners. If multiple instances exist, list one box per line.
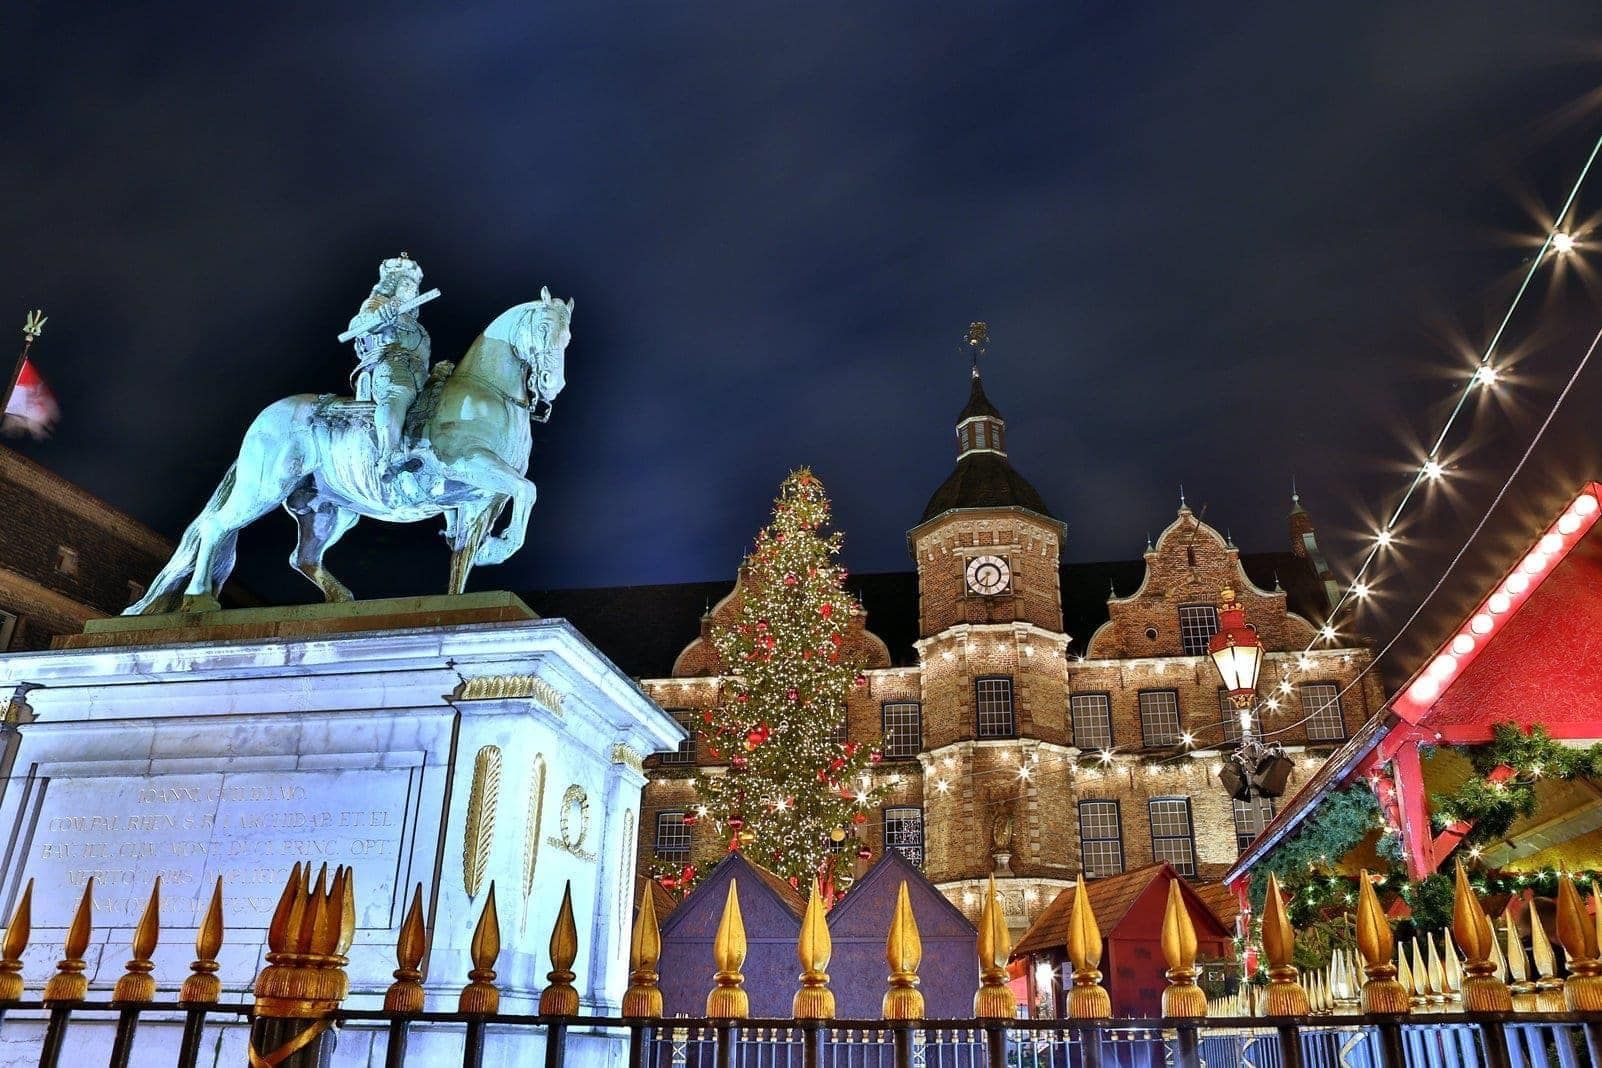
left=1177, top=604, right=1220, bottom=657
left=54, top=546, right=78, bottom=576
left=1233, top=796, right=1277, bottom=852
left=657, top=711, right=696, bottom=765
left=881, top=702, right=923, bottom=759
left=976, top=676, right=1015, bottom=738
left=1138, top=689, right=1181, bottom=747
left=828, top=719, right=849, bottom=745
left=1218, top=688, right=1241, bottom=744
left=0, top=610, right=14, bottom=652
left=654, top=811, right=690, bottom=857
left=883, top=806, right=925, bottom=867
left=1299, top=682, right=1346, bottom=742
left=1070, top=692, right=1114, bottom=750
left=1149, top=798, right=1196, bottom=875
left=1078, top=800, right=1124, bottom=878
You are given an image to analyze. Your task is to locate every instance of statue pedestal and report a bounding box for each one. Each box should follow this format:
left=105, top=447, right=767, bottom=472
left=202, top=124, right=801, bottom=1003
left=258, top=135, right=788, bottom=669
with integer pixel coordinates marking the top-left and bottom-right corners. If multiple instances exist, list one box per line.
left=0, top=596, right=681, bottom=1066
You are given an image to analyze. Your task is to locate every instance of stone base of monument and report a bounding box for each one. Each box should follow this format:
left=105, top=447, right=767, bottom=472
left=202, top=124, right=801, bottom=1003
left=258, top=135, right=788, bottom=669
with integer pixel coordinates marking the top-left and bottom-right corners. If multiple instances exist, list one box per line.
left=0, top=594, right=680, bottom=1067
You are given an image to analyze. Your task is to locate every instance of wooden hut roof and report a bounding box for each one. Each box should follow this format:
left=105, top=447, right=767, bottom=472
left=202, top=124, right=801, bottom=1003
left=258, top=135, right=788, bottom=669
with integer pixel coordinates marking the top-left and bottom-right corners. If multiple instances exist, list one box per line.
left=1011, top=864, right=1231, bottom=958
left=658, top=852, right=806, bottom=939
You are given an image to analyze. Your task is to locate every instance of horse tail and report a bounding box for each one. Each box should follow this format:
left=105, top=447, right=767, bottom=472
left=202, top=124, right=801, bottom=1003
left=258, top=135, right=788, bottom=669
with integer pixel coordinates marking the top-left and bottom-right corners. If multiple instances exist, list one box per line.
left=123, top=463, right=239, bottom=615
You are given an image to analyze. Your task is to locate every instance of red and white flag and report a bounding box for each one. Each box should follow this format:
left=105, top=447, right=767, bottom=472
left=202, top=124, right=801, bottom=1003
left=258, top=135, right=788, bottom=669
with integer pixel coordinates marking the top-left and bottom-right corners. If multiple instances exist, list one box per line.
left=3, top=357, right=60, bottom=439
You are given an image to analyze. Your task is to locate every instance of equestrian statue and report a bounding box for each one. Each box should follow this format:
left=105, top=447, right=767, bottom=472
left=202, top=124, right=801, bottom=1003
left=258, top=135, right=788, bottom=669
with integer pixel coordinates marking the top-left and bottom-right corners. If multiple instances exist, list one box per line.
left=125, top=253, right=573, bottom=614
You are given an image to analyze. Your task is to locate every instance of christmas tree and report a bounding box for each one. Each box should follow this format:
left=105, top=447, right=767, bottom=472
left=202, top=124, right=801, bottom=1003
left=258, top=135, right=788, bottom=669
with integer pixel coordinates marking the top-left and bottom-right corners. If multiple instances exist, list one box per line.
left=668, top=469, right=887, bottom=897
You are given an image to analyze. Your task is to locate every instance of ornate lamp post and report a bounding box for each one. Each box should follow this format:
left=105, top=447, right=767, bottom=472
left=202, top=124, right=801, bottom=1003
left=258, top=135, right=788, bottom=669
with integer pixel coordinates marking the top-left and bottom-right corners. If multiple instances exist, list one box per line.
left=1208, top=589, right=1291, bottom=801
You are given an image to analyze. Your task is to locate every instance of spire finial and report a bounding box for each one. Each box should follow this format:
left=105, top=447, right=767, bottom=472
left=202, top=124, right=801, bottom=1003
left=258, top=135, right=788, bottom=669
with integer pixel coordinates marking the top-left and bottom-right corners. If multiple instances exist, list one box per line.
left=1179, top=485, right=1187, bottom=510
left=1145, top=532, right=1154, bottom=553
left=966, top=321, right=988, bottom=378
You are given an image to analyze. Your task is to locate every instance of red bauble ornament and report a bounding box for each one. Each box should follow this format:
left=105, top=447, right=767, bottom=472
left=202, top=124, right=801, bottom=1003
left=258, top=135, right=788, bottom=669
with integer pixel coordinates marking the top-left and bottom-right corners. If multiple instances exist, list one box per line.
left=870, top=751, right=883, bottom=764
left=684, top=813, right=698, bottom=826
left=737, top=692, right=749, bottom=703
left=829, top=650, right=840, bottom=662
left=682, top=864, right=697, bottom=882
left=854, top=674, right=867, bottom=686
left=661, top=875, right=678, bottom=889
left=844, top=741, right=858, bottom=757
left=784, top=573, right=798, bottom=586
left=851, top=810, right=867, bottom=825
left=803, top=649, right=814, bottom=660
left=830, top=757, right=845, bottom=771
left=819, top=603, right=833, bottom=619
left=787, top=688, right=799, bottom=702
left=701, top=711, right=714, bottom=723
left=729, top=837, right=741, bottom=852
left=789, top=876, right=800, bottom=889
left=731, top=755, right=748, bottom=770
left=728, top=816, right=744, bottom=830
left=830, top=632, right=843, bottom=646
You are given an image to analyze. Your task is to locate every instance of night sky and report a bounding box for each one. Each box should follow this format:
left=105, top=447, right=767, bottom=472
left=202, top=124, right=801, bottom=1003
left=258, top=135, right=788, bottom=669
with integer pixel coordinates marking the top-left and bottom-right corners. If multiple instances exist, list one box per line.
left=4, top=5, right=1601, bottom=676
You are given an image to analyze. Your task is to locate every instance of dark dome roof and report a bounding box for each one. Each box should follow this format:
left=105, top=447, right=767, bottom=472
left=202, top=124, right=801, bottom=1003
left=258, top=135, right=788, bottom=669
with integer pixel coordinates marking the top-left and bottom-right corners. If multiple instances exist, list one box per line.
left=959, top=373, right=1003, bottom=421
left=920, top=450, right=1055, bottom=523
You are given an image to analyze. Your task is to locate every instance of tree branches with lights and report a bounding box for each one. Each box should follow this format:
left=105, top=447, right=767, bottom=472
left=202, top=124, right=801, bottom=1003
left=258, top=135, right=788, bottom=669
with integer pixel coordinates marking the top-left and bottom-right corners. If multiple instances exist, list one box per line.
left=661, top=469, right=886, bottom=897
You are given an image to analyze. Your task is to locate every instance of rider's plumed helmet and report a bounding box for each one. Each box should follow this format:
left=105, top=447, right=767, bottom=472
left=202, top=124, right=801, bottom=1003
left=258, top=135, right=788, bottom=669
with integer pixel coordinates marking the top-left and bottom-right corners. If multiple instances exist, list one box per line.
left=374, top=252, right=424, bottom=300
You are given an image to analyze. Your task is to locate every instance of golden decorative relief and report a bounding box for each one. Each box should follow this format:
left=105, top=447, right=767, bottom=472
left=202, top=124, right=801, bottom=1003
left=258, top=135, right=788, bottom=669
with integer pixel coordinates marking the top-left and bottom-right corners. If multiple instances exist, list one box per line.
left=610, top=743, right=646, bottom=773
left=522, top=755, right=548, bottom=905
left=463, top=746, right=503, bottom=899
left=548, top=784, right=595, bottom=860
left=455, top=674, right=565, bottom=713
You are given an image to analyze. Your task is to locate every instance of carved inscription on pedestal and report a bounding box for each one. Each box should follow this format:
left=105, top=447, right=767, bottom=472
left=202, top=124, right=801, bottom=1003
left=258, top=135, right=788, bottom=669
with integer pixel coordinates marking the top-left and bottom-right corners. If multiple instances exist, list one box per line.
left=20, top=767, right=414, bottom=929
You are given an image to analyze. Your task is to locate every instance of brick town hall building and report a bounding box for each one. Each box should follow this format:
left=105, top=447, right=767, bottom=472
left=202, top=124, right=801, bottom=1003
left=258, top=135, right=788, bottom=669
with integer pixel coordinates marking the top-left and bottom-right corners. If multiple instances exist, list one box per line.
left=529, top=369, right=1385, bottom=932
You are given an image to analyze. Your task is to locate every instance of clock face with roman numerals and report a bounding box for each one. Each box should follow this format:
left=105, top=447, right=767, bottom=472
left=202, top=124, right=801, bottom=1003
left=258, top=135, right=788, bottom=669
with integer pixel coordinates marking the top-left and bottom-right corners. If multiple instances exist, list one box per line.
left=965, top=555, right=1011, bottom=596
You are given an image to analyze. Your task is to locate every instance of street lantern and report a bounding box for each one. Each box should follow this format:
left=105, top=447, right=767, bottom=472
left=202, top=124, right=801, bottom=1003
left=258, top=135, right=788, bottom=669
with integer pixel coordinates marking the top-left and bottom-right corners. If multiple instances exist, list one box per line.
left=1208, top=588, right=1263, bottom=708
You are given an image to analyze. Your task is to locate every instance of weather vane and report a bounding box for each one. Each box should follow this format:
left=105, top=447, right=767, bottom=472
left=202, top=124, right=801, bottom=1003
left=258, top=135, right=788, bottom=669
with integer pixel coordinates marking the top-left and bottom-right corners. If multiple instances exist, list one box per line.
left=21, top=310, right=45, bottom=344
left=965, top=320, right=988, bottom=375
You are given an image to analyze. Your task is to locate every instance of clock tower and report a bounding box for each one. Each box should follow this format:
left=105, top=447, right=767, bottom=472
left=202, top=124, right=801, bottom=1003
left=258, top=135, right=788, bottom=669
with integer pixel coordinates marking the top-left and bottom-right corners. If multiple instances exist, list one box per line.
left=907, top=358, right=1064, bottom=638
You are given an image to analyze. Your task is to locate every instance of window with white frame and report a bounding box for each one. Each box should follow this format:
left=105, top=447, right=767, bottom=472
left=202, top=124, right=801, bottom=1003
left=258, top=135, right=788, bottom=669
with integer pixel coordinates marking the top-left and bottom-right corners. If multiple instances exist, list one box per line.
left=827, top=718, right=849, bottom=745
left=1078, top=800, right=1124, bottom=877
left=1218, top=688, right=1242, bottom=744
left=1233, top=796, right=1276, bottom=852
left=1149, top=798, right=1196, bottom=875
left=1138, top=689, right=1182, bottom=747
left=976, top=676, right=1015, bottom=738
left=654, top=811, right=690, bottom=857
left=657, top=711, right=696, bottom=765
left=881, top=702, right=923, bottom=759
left=1177, top=604, right=1220, bottom=657
left=1299, top=682, right=1346, bottom=742
left=883, top=806, right=925, bottom=867
left=1070, top=692, right=1114, bottom=750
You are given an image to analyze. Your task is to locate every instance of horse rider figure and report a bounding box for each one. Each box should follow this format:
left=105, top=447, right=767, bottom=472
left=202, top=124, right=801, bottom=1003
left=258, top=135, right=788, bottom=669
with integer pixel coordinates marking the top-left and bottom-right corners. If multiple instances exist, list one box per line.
left=349, top=252, right=431, bottom=489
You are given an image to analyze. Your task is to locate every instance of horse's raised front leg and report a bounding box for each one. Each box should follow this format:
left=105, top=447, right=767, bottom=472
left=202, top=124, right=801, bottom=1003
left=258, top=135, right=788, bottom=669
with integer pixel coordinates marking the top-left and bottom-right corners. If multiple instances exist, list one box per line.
left=448, top=449, right=537, bottom=568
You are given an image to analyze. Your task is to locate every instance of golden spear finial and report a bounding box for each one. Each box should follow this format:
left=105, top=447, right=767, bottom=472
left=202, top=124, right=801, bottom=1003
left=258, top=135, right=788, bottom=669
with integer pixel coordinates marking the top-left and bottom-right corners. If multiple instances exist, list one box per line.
left=1451, top=860, right=1510, bottom=1012
left=1355, top=870, right=1408, bottom=1014
left=974, top=875, right=1016, bottom=1019
left=459, top=883, right=501, bottom=1014
left=385, top=885, right=428, bottom=1013
left=707, top=879, right=749, bottom=1019
left=539, top=882, right=581, bottom=1016
left=1066, top=874, right=1110, bottom=1019
left=1160, top=879, right=1205, bottom=1017
left=44, top=878, right=94, bottom=1003
left=0, top=879, right=33, bottom=1004
left=623, top=884, right=664, bottom=1018
left=882, top=881, right=924, bottom=1021
left=793, top=881, right=835, bottom=1019
left=1556, top=876, right=1602, bottom=1011
left=1261, top=873, right=1308, bottom=1015
left=1527, top=896, right=1564, bottom=1010
left=181, top=878, right=224, bottom=1005
left=113, top=878, right=161, bottom=1004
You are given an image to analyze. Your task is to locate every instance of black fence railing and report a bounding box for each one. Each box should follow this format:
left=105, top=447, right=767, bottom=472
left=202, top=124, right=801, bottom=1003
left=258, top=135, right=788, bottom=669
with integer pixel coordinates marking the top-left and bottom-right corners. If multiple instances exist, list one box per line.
left=0, top=1003, right=1598, bottom=1068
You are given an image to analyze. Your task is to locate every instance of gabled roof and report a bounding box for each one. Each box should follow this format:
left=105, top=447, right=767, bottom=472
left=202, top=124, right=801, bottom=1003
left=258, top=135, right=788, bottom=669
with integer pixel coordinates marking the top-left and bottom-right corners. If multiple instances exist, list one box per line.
left=1011, top=863, right=1230, bottom=958
left=658, top=852, right=807, bottom=940
left=827, top=847, right=976, bottom=939
left=1223, top=482, right=1602, bottom=886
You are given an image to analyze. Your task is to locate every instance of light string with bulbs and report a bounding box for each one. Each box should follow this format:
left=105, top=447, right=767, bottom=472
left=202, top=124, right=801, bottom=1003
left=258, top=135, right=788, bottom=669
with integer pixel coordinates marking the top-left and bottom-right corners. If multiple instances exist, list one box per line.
left=1173, top=128, right=1602, bottom=755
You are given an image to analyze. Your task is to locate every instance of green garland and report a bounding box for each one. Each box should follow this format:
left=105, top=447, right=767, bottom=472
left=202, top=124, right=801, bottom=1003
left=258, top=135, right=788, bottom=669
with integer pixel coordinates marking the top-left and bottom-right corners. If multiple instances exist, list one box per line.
left=1248, top=786, right=1390, bottom=910
left=1430, top=724, right=1602, bottom=852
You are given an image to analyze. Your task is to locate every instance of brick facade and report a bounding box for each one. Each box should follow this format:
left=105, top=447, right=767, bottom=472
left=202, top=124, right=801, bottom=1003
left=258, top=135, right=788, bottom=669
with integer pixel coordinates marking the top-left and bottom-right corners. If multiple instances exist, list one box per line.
left=0, top=447, right=177, bottom=650
left=635, top=374, right=1381, bottom=931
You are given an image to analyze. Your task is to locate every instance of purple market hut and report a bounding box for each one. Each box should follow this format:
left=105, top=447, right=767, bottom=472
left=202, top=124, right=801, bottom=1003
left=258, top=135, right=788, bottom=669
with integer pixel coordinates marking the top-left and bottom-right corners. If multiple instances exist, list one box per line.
left=657, top=853, right=806, bottom=1017
left=826, top=849, right=978, bottom=1018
